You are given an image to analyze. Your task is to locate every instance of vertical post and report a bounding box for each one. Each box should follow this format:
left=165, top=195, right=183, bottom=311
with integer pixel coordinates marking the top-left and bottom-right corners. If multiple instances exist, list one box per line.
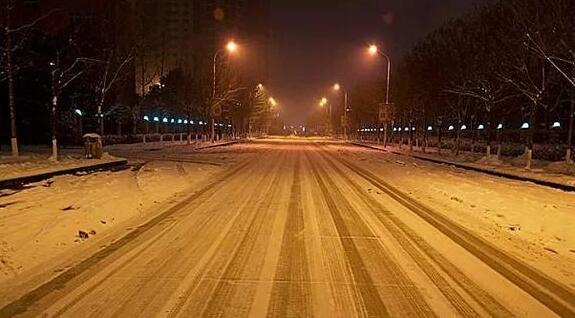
left=385, top=56, right=391, bottom=106
left=343, top=90, right=348, bottom=140
left=211, top=51, right=218, bottom=142
left=6, top=5, right=18, bottom=157
left=566, top=98, right=574, bottom=162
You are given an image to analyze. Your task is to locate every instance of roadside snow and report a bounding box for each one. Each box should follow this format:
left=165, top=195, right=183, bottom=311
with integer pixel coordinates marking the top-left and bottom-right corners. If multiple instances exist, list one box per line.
left=0, top=160, right=221, bottom=282
left=337, top=144, right=575, bottom=288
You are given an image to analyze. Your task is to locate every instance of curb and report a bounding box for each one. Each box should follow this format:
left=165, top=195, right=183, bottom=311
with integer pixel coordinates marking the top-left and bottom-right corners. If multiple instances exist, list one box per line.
left=351, top=142, right=575, bottom=192
left=0, top=159, right=128, bottom=189
left=194, top=140, right=242, bottom=150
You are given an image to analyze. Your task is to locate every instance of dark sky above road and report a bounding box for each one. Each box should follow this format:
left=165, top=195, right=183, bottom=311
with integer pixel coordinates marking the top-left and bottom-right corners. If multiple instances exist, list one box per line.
left=268, top=0, right=486, bottom=124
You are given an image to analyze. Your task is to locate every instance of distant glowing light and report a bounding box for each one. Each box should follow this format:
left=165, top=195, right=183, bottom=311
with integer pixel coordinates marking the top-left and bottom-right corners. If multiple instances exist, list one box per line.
left=199, top=121, right=204, bottom=125
left=74, top=109, right=83, bottom=116
left=177, top=119, right=183, bottom=124
left=427, top=126, right=433, bottom=131
left=521, top=122, right=529, bottom=129
left=411, top=127, right=416, bottom=131
left=184, top=120, right=188, bottom=124
left=461, top=125, right=467, bottom=130
left=448, top=125, right=454, bottom=131
left=404, top=127, right=409, bottom=132
left=163, top=118, right=168, bottom=123
left=551, top=121, right=561, bottom=128
left=368, top=44, right=378, bottom=55
left=226, top=41, right=238, bottom=53
left=478, top=124, right=485, bottom=130
left=170, top=119, right=175, bottom=123
left=393, top=128, right=397, bottom=132
left=143, top=115, right=149, bottom=121
left=497, top=123, right=503, bottom=130
left=153, top=117, right=159, bottom=122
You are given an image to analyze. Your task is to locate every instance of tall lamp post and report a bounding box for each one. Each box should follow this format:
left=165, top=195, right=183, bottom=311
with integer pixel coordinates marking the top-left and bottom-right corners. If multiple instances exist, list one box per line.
left=333, top=83, right=349, bottom=140
left=211, top=40, right=238, bottom=142
left=368, top=44, right=392, bottom=147
left=319, top=97, right=331, bottom=136
left=268, top=97, right=278, bottom=135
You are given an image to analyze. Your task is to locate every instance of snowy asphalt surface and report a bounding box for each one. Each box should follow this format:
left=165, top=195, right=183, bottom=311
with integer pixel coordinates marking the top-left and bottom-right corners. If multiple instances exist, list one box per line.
left=1, top=139, right=574, bottom=317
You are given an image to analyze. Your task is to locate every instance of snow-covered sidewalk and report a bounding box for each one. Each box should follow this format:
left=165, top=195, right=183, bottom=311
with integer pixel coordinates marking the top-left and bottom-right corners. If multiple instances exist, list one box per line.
left=353, top=142, right=575, bottom=190
left=0, top=159, right=225, bottom=283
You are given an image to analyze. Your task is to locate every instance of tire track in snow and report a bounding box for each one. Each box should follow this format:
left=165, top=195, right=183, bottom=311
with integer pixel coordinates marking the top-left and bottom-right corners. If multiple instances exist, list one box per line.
left=158, top=151, right=289, bottom=318
left=317, top=147, right=512, bottom=317
left=196, top=151, right=289, bottom=317
left=307, top=150, right=435, bottom=317
left=327, top=146, right=575, bottom=317
left=266, top=156, right=313, bottom=318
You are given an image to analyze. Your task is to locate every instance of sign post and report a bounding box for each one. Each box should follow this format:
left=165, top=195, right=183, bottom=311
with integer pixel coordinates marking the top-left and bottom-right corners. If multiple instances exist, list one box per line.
left=379, top=103, right=393, bottom=147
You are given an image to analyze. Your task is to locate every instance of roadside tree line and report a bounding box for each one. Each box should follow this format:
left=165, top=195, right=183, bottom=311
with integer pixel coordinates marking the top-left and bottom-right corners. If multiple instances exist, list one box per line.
left=1, top=1, right=271, bottom=160
left=352, top=0, right=575, bottom=167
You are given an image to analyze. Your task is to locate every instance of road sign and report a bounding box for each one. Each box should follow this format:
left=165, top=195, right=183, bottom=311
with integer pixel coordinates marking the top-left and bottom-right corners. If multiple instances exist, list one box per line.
left=212, top=104, right=222, bottom=118
left=379, top=103, right=393, bottom=123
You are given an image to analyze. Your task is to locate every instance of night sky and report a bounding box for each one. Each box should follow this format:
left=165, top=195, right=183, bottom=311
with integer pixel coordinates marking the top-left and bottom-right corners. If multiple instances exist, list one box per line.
left=268, top=0, right=487, bottom=124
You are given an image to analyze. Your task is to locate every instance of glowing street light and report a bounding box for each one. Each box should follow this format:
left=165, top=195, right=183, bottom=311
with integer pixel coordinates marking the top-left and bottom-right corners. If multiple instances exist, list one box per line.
left=319, top=97, right=328, bottom=107
left=367, top=43, right=392, bottom=147
left=368, top=44, right=378, bottom=56
left=226, top=40, right=238, bottom=53
left=332, top=83, right=349, bottom=139
left=211, top=40, right=240, bottom=142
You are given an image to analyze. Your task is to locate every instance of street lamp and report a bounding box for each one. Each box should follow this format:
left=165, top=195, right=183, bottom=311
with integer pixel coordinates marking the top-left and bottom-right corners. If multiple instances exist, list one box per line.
left=266, top=97, right=278, bottom=135
left=319, top=97, right=332, bottom=135
left=333, top=83, right=349, bottom=140
left=368, top=43, right=392, bottom=147
left=211, top=40, right=239, bottom=142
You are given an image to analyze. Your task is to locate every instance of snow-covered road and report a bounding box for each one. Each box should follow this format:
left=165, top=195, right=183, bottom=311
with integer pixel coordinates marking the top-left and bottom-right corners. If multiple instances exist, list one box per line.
left=1, top=139, right=574, bottom=317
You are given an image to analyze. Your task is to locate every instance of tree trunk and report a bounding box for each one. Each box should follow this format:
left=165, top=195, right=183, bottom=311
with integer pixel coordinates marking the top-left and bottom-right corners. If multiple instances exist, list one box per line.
left=455, top=125, right=461, bottom=156
left=485, top=106, right=492, bottom=157
left=566, top=96, right=574, bottom=163
left=526, top=104, right=537, bottom=169
left=98, top=102, right=105, bottom=136
left=383, top=123, right=388, bottom=148
left=50, top=95, right=59, bottom=161
left=132, top=113, right=138, bottom=135
left=6, top=13, right=19, bottom=157
left=437, top=126, right=442, bottom=155
left=496, top=126, right=502, bottom=159
left=409, top=123, right=413, bottom=152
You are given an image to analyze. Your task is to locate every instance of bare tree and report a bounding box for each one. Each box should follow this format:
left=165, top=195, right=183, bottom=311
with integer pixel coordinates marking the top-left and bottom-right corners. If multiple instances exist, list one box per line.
left=1, top=1, right=59, bottom=156
left=92, top=49, right=134, bottom=135
left=49, top=55, right=92, bottom=160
